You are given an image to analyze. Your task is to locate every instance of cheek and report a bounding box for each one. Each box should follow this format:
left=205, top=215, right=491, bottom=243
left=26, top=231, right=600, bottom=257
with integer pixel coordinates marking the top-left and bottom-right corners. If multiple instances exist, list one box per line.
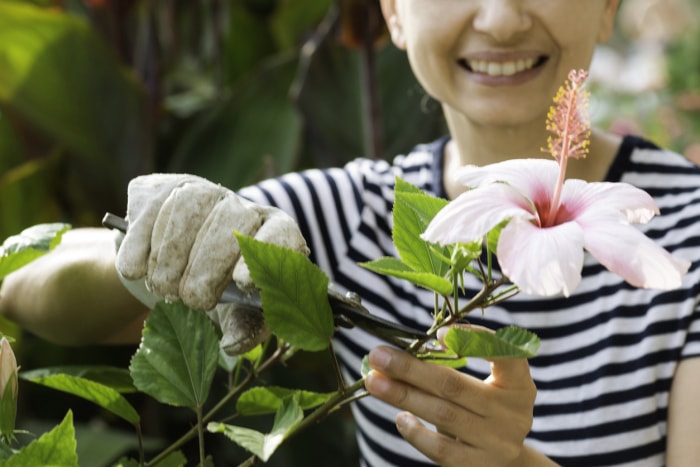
left=549, top=19, right=602, bottom=69
left=403, top=26, right=460, bottom=100
left=545, top=6, right=609, bottom=55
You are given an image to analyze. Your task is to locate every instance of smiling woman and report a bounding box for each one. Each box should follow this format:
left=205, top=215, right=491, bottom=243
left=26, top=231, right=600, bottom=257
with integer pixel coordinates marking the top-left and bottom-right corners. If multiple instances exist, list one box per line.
left=1, top=0, right=700, bottom=466
left=384, top=0, right=619, bottom=131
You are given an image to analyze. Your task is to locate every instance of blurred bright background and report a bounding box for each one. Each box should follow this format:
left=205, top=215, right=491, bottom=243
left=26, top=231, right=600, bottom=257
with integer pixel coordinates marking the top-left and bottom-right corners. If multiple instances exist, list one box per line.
left=0, top=0, right=698, bottom=465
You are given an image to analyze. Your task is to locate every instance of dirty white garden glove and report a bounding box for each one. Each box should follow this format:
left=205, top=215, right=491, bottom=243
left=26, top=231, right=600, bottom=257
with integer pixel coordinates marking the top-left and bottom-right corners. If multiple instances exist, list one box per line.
left=115, top=174, right=309, bottom=353
left=206, top=304, right=271, bottom=355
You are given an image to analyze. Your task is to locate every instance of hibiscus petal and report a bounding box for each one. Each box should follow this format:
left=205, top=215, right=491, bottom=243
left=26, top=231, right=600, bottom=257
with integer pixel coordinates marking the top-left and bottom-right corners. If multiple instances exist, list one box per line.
left=421, top=183, right=534, bottom=246
left=456, top=159, right=559, bottom=204
left=582, top=221, right=690, bottom=290
left=561, top=180, right=659, bottom=224
left=497, top=217, right=585, bottom=297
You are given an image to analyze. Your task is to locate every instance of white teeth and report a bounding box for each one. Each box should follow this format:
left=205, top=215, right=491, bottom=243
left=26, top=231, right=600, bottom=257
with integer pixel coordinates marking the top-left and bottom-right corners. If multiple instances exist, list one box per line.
left=468, top=58, right=537, bottom=76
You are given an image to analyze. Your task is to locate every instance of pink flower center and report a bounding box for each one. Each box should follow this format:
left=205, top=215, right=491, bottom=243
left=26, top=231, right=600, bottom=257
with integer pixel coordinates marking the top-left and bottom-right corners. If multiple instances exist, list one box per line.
left=536, top=197, right=575, bottom=228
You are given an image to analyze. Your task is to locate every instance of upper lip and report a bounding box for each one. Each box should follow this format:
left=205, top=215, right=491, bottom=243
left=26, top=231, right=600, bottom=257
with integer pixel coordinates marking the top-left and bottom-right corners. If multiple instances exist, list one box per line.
left=461, top=50, right=547, bottom=62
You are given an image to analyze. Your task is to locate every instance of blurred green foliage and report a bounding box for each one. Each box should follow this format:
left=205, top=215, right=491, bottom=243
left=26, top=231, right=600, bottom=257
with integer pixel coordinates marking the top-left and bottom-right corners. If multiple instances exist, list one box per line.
left=0, top=0, right=445, bottom=242
left=591, top=0, right=700, bottom=160
left=0, top=0, right=446, bottom=464
left=666, top=1, right=700, bottom=154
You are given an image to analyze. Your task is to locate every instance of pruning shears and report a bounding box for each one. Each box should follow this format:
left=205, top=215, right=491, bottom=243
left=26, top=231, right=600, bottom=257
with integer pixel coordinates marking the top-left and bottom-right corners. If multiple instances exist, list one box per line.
left=102, top=213, right=430, bottom=349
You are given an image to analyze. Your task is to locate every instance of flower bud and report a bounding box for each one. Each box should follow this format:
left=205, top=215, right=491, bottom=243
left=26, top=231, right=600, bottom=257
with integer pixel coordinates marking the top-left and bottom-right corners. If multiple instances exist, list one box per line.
left=0, top=337, right=18, bottom=442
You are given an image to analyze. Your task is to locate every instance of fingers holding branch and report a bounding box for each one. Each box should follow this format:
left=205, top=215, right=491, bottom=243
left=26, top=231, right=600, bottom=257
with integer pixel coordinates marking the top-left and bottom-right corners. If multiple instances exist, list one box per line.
left=365, top=345, right=535, bottom=466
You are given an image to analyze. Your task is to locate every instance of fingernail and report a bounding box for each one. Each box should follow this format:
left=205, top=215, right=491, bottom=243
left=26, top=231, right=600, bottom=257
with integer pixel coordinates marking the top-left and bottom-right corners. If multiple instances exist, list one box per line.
left=396, top=412, right=414, bottom=432
left=369, top=347, right=391, bottom=370
left=365, top=370, right=390, bottom=395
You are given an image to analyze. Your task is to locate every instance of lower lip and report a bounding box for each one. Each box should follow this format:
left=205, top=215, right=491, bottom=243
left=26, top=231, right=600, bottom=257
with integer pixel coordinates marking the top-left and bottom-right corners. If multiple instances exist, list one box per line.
left=461, top=61, right=545, bottom=87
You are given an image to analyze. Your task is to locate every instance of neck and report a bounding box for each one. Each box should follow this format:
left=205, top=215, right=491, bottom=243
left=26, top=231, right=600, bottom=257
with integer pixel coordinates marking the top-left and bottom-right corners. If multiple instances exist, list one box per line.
left=442, top=108, right=622, bottom=200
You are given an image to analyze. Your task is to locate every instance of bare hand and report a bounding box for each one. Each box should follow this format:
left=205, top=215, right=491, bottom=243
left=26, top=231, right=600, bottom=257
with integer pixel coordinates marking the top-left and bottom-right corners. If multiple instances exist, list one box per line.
left=365, top=340, right=536, bottom=466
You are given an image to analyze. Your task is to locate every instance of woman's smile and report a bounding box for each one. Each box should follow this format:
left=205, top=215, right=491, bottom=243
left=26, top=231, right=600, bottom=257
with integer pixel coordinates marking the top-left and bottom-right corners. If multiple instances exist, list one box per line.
left=458, top=53, right=549, bottom=85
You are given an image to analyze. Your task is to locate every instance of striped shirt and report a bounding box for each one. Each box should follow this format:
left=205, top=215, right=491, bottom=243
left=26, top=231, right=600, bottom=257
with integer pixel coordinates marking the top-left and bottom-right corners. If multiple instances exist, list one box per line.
left=238, top=135, right=700, bottom=466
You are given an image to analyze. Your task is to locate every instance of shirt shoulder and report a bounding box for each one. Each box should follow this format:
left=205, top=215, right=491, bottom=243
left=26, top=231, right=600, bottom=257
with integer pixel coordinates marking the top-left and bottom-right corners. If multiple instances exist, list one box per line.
left=342, top=136, right=448, bottom=199
left=608, top=135, right=700, bottom=190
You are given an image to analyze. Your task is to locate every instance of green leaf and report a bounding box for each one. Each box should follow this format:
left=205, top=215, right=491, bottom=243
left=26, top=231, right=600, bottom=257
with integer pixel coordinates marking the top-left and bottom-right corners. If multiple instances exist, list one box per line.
left=0, top=155, right=64, bottom=241
left=20, top=373, right=140, bottom=425
left=0, top=249, right=43, bottom=281
left=0, top=3, right=150, bottom=178
left=21, top=365, right=136, bottom=393
left=444, top=326, right=540, bottom=359
left=155, top=451, right=189, bottom=467
left=236, top=386, right=334, bottom=415
left=170, top=54, right=302, bottom=190
left=296, top=38, right=446, bottom=164
left=361, top=355, right=371, bottom=378
left=4, top=411, right=78, bottom=467
left=0, top=333, right=14, bottom=344
left=218, top=343, right=265, bottom=372
left=0, top=371, right=17, bottom=439
left=129, top=301, right=220, bottom=409
left=236, top=234, right=334, bottom=352
left=0, top=223, right=70, bottom=280
left=0, top=440, right=13, bottom=461
left=208, top=397, right=304, bottom=461
left=0, top=222, right=69, bottom=255
left=393, top=179, right=450, bottom=276
left=242, top=343, right=264, bottom=363
left=486, top=219, right=509, bottom=255
left=269, top=0, right=332, bottom=51
left=418, top=348, right=468, bottom=369
left=394, top=176, right=428, bottom=195
left=71, top=422, right=163, bottom=467
left=360, top=257, right=452, bottom=295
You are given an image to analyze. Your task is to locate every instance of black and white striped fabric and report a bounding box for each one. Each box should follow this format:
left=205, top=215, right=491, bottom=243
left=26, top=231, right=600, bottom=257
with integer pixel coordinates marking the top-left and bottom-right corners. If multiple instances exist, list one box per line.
left=238, top=135, right=700, bottom=466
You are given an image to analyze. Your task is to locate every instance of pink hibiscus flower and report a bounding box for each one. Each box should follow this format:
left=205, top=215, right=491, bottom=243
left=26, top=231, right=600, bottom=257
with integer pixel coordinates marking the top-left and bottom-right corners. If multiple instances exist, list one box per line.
left=421, top=70, right=689, bottom=296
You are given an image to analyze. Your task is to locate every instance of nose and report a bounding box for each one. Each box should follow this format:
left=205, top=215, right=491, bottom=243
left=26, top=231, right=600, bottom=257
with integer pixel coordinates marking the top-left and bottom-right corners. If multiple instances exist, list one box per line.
left=473, top=0, right=532, bottom=43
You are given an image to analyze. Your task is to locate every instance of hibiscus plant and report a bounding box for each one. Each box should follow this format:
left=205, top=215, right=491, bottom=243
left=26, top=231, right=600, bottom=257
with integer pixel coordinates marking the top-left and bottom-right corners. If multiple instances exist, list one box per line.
left=0, top=70, right=688, bottom=466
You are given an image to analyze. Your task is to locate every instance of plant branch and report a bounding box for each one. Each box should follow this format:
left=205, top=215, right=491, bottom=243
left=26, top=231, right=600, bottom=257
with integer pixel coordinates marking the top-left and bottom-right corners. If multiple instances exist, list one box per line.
left=196, top=404, right=205, bottom=466
left=327, top=339, right=346, bottom=391
left=285, top=378, right=367, bottom=441
left=144, top=343, right=292, bottom=466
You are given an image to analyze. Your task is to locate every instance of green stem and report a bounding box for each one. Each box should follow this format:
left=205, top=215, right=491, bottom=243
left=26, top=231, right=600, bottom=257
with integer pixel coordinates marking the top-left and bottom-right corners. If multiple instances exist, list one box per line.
left=136, top=424, right=145, bottom=467
left=285, top=378, right=367, bottom=441
left=196, top=404, right=205, bottom=466
left=408, top=276, right=510, bottom=354
left=327, top=339, right=346, bottom=391
left=144, top=344, right=292, bottom=466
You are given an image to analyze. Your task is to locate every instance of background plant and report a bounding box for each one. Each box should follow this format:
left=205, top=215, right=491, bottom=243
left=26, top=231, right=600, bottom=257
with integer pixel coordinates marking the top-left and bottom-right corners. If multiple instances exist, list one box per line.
left=0, top=0, right=447, bottom=464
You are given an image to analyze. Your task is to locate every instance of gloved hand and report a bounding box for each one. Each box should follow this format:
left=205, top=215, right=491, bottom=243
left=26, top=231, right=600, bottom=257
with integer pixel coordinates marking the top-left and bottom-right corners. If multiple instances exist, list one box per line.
left=115, top=174, right=309, bottom=354
left=206, top=303, right=270, bottom=356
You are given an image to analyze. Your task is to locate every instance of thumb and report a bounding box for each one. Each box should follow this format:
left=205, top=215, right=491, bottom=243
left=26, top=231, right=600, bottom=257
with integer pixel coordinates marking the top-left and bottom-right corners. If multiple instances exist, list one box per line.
left=486, top=356, right=533, bottom=390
